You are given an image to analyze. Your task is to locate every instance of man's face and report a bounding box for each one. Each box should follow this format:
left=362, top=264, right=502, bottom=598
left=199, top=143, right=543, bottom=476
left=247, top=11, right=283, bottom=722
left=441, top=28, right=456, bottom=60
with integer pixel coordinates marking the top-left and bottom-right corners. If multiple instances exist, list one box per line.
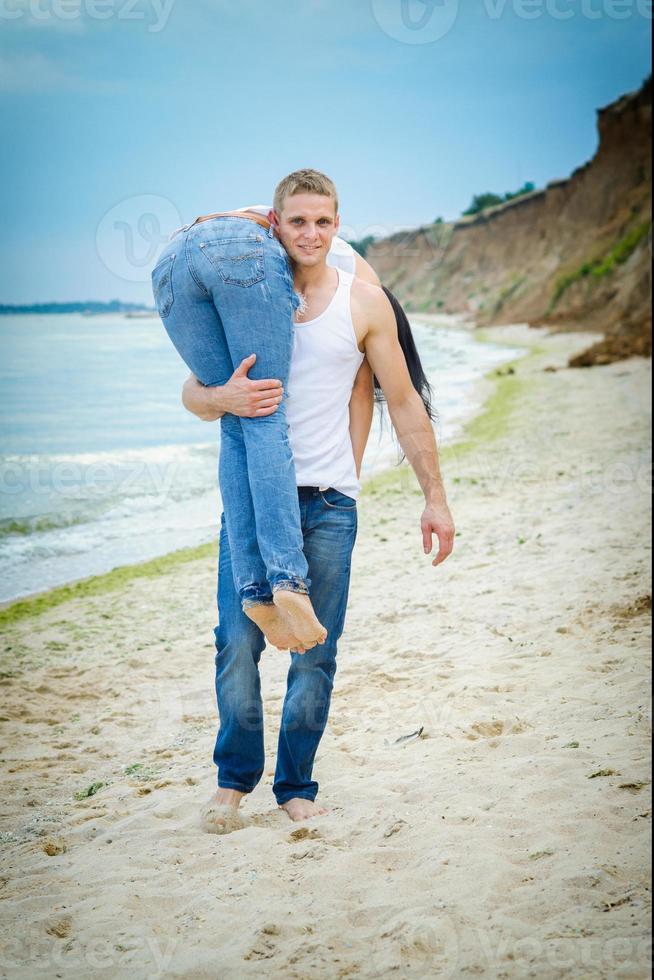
left=272, top=193, right=340, bottom=267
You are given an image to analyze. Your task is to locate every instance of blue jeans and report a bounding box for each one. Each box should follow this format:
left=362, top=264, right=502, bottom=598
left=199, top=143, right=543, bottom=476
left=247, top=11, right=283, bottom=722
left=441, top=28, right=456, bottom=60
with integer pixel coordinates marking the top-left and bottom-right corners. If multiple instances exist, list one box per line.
left=151, top=216, right=309, bottom=607
left=213, top=487, right=358, bottom=805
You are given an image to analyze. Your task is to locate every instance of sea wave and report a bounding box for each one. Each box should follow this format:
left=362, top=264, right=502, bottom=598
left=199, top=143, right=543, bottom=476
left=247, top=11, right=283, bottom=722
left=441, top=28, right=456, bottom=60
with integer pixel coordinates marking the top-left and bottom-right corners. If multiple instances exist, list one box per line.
left=0, top=442, right=221, bottom=541
left=0, top=484, right=221, bottom=541
left=0, top=510, right=106, bottom=538
left=0, top=442, right=217, bottom=467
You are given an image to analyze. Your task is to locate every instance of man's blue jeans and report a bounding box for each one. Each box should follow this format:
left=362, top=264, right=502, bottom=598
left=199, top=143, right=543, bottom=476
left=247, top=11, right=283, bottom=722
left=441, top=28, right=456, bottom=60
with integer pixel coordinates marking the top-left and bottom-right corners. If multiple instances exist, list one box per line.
left=213, top=487, right=358, bottom=805
left=151, top=216, right=309, bottom=608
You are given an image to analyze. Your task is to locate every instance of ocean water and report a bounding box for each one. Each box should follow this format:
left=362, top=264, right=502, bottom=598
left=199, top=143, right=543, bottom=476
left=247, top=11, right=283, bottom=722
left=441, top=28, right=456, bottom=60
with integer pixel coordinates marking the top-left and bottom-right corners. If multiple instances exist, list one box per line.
left=0, top=313, right=523, bottom=603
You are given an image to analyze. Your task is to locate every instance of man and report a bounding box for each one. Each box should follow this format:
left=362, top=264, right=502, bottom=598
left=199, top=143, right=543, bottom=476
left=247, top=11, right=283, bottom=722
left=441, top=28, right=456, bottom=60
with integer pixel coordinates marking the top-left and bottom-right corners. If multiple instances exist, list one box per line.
left=184, top=170, right=455, bottom=831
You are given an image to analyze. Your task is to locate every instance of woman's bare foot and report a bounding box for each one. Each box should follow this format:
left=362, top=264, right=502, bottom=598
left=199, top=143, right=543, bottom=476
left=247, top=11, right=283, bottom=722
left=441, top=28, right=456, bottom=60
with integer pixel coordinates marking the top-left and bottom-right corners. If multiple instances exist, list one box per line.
left=201, top=788, right=247, bottom=835
left=280, top=798, right=328, bottom=822
left=273, top=591, right=328, bottom=648
left=243, top=603, right=304, bottom=650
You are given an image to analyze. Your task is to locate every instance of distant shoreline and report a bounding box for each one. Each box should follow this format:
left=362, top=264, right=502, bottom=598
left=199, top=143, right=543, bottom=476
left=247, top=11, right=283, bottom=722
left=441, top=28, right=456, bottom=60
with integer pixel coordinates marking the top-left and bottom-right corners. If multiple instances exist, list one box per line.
left=0, top=302, right=155, bottom=316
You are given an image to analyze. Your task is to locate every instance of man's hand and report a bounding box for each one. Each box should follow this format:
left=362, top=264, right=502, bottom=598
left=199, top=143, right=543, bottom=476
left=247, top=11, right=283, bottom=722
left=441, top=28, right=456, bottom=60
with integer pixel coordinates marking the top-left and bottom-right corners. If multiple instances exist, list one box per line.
left=182, top=354, right=284, bottom=421
left=421, top=500, right=455, bottom=567
left=221, top=354, right=284, bottom=417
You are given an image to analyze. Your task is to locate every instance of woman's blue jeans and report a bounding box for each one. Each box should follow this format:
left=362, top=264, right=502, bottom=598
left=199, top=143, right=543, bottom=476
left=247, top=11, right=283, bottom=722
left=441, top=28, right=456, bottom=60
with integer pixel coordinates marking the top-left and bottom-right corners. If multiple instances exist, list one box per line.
left=213, top=487, right=358, bottom=805
left=151, top=217, right=309, bottom=608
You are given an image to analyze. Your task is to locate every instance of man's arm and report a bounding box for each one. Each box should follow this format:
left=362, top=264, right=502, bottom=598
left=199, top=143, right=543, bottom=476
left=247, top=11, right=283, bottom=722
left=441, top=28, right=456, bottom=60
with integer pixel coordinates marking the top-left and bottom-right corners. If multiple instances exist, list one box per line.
left=181, top=354, right=284, bottom=421
left=349, top=359, right=375, bottom=478
left=354, top=282, right=455, bottom=567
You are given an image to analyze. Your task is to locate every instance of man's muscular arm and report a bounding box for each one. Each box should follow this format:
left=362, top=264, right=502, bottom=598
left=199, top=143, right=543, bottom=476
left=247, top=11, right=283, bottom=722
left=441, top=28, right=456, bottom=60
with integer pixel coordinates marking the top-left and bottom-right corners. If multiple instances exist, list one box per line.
left=354, top=282, right=455, bottom=567
left=349, top=359, right=375, bottom=478
left=181, top=354, right=284, bottom=421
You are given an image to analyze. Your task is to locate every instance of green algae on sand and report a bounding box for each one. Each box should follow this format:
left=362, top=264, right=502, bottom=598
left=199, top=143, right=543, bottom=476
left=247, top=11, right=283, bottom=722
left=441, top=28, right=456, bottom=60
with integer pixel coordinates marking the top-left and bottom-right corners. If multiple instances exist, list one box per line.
left=0, top=542, right=216, bottom=629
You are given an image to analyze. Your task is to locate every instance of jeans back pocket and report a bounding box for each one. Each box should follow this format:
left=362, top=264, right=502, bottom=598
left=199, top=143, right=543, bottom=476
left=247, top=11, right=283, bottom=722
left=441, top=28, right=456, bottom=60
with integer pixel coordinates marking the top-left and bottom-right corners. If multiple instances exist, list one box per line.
left=200, top=237, right=265, bottom=287
left=151, top=253, right=175, bottom=318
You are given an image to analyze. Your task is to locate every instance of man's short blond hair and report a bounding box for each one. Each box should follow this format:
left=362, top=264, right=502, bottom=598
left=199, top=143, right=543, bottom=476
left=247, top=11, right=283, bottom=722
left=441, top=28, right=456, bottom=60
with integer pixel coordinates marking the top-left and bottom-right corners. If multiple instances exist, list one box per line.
left=273, top=169, right=339, bottom=216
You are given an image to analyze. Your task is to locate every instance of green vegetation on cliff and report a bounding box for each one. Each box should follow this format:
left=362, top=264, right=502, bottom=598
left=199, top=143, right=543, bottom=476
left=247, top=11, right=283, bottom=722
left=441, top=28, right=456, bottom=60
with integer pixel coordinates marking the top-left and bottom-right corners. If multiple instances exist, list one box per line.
left=463, top=182, right=536, bottom=216
left=493, top=277, right=527, bottom=316
left=549, top=220, right=650, bottom=312
left=347, top=235, right=377, bottom=258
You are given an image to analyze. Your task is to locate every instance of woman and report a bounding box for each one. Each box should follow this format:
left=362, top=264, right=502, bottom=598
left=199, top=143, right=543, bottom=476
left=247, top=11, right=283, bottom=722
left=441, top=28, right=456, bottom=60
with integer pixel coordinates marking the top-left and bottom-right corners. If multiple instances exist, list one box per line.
left=152, top=206, right=328, bottom=650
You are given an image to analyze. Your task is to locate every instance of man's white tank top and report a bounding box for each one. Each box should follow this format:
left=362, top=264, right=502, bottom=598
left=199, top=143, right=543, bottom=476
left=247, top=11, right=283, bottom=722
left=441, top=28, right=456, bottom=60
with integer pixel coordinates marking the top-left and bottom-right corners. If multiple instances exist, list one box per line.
left=286, top=267, right=365, bottom=500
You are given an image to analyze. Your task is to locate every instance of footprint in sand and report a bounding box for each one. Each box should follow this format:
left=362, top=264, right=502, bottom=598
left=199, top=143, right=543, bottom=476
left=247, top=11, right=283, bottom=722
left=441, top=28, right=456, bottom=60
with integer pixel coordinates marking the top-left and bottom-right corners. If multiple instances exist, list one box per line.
left=244, top=924, right=283, bottom=961
left=288, top=827, right=322, bottom=842
left=464, top=718, right=532, bottom=740
left=289, top=846, right=327, bottom=862
left=243, top=939, right=278, bottom=961
left=45, top=916, right=73, bottom=939
left=383, top=818, right=408, bottom=839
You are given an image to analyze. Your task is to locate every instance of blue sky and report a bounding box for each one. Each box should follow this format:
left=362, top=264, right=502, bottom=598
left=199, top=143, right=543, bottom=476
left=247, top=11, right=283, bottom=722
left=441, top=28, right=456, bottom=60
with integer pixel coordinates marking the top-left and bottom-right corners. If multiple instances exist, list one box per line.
left=0, top=0, right=650, bottom=303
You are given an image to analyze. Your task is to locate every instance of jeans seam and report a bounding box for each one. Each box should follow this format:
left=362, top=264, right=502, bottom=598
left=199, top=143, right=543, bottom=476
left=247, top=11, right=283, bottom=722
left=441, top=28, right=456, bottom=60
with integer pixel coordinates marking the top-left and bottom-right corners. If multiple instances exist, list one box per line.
left=218, top=781, right=255, bottom=793
left=185, top=231, right=211, bottom=296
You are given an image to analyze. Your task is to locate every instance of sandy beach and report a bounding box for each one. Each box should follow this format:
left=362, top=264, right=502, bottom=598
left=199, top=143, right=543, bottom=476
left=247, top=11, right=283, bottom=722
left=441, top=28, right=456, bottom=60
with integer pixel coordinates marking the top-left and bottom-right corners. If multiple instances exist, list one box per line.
left=0, top=325, right=651, bottom=979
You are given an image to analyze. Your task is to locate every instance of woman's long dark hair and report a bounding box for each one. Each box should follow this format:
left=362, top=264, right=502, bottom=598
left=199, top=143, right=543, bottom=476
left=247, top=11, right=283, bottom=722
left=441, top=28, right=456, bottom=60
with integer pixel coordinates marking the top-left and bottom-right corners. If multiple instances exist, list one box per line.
left=372, top=288, right=438, bottom=459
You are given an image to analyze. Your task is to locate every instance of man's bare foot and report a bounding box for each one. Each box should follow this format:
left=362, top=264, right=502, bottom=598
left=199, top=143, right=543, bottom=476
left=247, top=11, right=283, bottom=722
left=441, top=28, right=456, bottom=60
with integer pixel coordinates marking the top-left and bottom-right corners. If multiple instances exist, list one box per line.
left=201, top=788, right=247, bottom=835
left=280, top=798, right=328, bottom=822
left=273, top=591, right=328, bottom=647
left=243, top=603, right=304, bottom=651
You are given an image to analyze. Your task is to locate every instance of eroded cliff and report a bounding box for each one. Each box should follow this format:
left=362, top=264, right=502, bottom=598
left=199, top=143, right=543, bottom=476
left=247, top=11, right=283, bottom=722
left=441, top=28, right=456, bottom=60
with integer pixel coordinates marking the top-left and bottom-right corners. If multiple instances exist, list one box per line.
left=368, top=78, right=652, bottom=366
